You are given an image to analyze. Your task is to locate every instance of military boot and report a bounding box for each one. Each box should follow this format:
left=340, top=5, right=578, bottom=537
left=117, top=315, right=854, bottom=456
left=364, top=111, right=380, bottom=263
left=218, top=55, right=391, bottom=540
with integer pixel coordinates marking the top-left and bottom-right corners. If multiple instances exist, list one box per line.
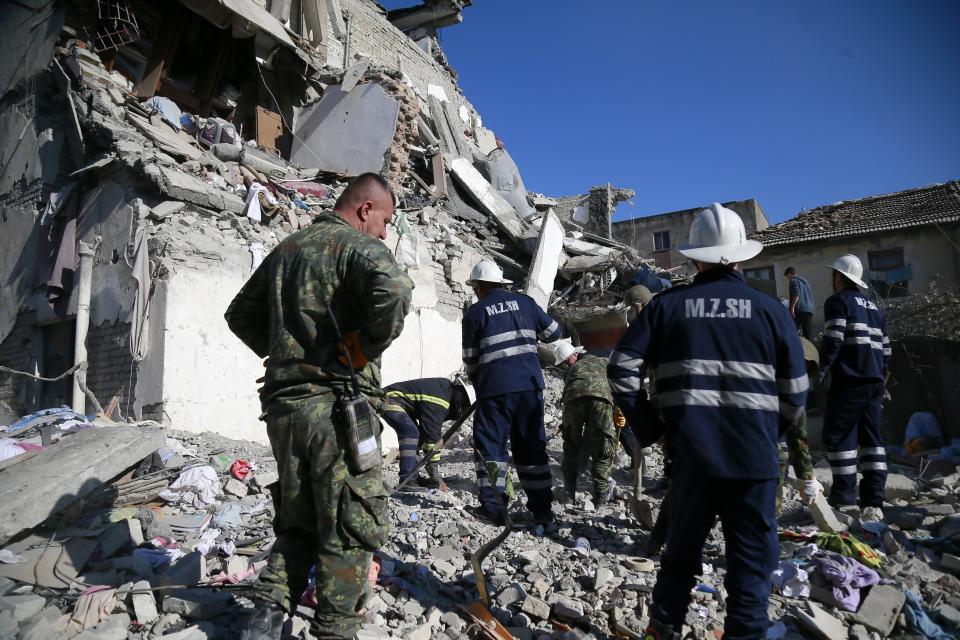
left=643, top=617, right=680, bottom=640
left=239, top=600, right=285, bottom=640
left=563, top=473, right=578, bottom=502
left=419, top=462, right=442, bottom=488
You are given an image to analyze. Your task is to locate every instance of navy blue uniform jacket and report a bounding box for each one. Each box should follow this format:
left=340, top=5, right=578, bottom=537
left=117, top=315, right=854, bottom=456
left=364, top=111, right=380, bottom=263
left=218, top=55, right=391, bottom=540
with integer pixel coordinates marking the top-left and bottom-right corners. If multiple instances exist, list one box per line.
left=608, top=268, right=808, bottom=479
left=819, top=288, right=890, bottom=382
left=462, top=288, right=562, bottom=399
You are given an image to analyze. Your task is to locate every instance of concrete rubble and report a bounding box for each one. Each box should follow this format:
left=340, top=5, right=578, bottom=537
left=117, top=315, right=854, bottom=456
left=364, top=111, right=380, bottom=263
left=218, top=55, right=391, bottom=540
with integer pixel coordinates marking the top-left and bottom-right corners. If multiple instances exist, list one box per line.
left=1, top=1, right=958, bottom=640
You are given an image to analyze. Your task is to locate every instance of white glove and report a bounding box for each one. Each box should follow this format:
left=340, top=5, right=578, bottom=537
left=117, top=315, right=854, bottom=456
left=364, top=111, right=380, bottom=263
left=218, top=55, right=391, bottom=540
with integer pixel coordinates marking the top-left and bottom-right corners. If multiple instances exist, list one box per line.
left=803, top=478, right=824, bottom=505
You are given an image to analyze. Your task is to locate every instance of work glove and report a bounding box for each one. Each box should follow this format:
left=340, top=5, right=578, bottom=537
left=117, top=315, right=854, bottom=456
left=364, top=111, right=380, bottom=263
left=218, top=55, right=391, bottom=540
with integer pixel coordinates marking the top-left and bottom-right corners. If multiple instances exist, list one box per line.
left=337, top=330, right=369, bottom=369
left=613, top=408, right=626, bottom=429
left=803, top=477, right=824, bottom=505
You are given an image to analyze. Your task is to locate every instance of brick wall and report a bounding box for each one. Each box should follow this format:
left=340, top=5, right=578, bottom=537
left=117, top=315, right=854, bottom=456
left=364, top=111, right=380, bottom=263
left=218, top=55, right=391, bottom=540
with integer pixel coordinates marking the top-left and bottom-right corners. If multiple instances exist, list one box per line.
left=0, top=313, right=34, bottom=416
left=85, top=321, right=137, bottom=416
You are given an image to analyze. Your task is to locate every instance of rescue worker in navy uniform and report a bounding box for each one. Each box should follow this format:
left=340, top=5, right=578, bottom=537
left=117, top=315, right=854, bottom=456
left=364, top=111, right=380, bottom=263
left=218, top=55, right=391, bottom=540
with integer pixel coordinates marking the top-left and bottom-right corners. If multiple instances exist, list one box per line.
left=461, top=260, right=563, bottom=527
left=608, top=204, right=808, bottom=640
left=819, top=254, right=891, bottom=522
left=382, top=376, right=475, bottom=491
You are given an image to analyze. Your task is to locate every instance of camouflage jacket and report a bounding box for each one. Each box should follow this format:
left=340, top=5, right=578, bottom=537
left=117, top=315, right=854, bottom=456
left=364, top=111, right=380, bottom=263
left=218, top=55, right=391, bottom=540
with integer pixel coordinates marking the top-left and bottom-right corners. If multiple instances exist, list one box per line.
left=563, top=353, right=613, bottom=405
left=225, top=211, right=414, bottom=411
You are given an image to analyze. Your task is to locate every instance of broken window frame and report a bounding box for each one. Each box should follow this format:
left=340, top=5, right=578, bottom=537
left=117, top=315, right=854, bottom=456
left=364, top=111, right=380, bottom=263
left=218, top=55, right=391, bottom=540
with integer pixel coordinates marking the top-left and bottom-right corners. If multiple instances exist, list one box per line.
left=743, top=265, right=777, bottom=298
left=653, top=230, right=671, bottom=252
left=868, top=248, right=910, bottom=299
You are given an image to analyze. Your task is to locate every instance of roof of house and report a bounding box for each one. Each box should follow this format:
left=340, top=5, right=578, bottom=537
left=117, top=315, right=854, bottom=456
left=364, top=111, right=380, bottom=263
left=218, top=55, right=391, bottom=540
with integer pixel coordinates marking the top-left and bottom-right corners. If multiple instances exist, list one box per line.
left=751, top=181, right=960, bottom=247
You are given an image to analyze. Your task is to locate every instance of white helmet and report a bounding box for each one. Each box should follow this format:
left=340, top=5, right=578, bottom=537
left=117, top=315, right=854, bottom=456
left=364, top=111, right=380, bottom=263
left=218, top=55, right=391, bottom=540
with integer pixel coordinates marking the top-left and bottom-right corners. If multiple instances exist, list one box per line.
left=453, top=375, right=477, bottom=405
left=827, top=254, right=867, bottom=289
left=466, top=260, right=512, bottom=286
left=555, top=340, right=585, bottom=362
left=678, top=203, right=763, bottom=265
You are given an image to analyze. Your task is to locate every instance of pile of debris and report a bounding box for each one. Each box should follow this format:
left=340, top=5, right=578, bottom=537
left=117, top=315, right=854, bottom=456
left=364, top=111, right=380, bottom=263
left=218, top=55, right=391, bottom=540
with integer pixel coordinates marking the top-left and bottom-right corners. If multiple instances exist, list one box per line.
left=2, top=370, right=959, bottom=640
left=884, top=279, right=960, bottom=343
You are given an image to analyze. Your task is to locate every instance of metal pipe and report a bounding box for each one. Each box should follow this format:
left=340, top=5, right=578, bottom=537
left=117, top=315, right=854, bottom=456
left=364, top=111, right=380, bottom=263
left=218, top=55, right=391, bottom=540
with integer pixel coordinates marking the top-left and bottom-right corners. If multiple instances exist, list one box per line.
left=72, top=242, right=96, bottom=412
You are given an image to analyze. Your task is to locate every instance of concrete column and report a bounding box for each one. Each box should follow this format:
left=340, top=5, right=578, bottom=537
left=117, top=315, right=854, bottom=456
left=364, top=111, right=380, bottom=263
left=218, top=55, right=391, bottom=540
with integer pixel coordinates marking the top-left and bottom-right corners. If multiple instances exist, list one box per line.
left=72, top=242, right=95, bottom=413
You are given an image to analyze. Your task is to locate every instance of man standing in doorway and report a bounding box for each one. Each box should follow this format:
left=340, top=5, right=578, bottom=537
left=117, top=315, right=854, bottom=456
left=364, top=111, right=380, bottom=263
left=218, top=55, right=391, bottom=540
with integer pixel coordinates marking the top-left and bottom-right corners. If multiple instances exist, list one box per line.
left=461, top=260, right=562, bottom=528
left=609, top=204, right=808, bottom=640
left=226, top=173, right=413, bottom=640
left=819, top=254, right=890, bottom=523
left=785, top=266, right=814, bottom=338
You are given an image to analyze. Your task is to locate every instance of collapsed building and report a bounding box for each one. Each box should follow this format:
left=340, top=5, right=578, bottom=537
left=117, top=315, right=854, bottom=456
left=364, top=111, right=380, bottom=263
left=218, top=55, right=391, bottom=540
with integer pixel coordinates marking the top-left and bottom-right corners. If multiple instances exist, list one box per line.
left=0, top=0, right=671, bottom=443
left=3, top=3, right=960, bottom=640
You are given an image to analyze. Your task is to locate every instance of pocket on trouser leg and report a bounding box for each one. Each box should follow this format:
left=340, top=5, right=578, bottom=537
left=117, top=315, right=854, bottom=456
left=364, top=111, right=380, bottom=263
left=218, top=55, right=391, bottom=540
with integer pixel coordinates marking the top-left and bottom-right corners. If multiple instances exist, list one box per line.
left=338, top=471, right=389, bottom=550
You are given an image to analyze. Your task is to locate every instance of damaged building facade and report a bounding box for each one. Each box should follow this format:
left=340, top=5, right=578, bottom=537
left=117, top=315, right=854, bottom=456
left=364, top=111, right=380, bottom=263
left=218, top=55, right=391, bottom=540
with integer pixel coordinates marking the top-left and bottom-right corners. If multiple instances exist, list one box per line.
left=0, top=0, right=670, bottom=443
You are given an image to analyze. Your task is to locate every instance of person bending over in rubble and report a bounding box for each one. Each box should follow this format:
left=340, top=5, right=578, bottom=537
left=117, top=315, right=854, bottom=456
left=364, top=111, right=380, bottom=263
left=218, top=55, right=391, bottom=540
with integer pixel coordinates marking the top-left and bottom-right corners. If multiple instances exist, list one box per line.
left=382, top=375, right=475, bottom=492
left=461, top=259, right=562, bottom=529
left=608, top=203, right=807, bottom=640
left=225, top=173, right=413, bottom=640
left=556, top=341, right=619, bottom=505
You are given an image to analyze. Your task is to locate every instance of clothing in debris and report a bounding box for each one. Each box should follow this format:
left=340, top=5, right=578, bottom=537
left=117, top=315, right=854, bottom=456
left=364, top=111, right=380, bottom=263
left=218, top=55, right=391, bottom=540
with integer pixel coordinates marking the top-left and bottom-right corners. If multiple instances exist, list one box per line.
left=809, top=551, right=880, bottom=612
left=462, top=288, right=562, bottom=521
left=225, top=211, right=411, bottom=638
left=382, top=377, right=468, bottom=483
left=561, top=353, right=616, bottom=499
left=819, top=287, right=890, bottom=508
left=608, top=266, right=808, bottom=640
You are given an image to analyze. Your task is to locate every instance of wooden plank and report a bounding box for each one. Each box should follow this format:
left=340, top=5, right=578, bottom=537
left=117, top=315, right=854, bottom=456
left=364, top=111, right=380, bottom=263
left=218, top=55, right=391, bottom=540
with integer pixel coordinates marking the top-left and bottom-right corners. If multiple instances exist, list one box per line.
left=256, top=107, right=284, bottom=153
left=431, top=152, right=447, bottom=197
left=0, top=423, right=166, bottom=543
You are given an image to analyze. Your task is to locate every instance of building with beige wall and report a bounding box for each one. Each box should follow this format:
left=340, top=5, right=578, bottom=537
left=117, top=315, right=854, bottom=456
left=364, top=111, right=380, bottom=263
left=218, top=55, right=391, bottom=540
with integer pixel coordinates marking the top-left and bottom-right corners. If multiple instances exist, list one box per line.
left=746, top=181, right=960, bottom=333
left=612, top=199, right=769, bottom=273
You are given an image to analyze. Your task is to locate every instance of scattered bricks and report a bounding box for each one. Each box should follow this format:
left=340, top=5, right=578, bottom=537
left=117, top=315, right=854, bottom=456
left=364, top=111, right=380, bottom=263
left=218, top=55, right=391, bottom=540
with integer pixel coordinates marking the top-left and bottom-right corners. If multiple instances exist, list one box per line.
left=130, top=580, right=158, bottom=624
left=942, top=553, right=960, bottom=575
left=404, top=622, right=432, bottom=640
left=593, top=566, right=614, bottom=592
left=810, top=494, right=848, bottom=533
left=850, top=584, right=905, bottom=636
left=224, top=477, right=248, bottom=498
left=548, top=594, right=585, bottom=621
left=885, top=473, right=917, bottom=501
left=521, top=595, right=550, bottom=620
left=98, top=517, right=144, bottom=557
left=161, top=589, right=232, bottom=619
left=149, top=200, right=185, bottom=220
left=440, top=610, right=465, bottom=632
left=0, top=593, right=45, bottom=622
left=73, top=612, right=130, bottom=640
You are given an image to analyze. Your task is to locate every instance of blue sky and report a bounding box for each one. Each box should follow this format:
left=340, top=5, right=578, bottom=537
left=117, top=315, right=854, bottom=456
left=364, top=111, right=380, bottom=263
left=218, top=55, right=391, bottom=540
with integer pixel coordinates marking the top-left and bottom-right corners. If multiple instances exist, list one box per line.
left=381, top=1, right=960, bottom=223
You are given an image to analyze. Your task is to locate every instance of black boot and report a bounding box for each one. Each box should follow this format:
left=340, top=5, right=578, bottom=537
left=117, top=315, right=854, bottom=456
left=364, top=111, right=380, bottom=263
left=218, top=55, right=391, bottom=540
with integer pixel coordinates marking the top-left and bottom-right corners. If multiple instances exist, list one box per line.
left=239, top=600, right=285, bottom=640
left=419, top=462, right=442, bottom=488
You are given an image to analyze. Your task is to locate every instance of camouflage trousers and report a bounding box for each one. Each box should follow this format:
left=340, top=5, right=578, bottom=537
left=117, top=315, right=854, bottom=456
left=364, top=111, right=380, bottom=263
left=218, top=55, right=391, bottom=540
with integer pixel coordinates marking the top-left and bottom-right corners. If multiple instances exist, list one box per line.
left=254, top=399, right=388, bottom=639
left=561, top=397, right=617, bottom=497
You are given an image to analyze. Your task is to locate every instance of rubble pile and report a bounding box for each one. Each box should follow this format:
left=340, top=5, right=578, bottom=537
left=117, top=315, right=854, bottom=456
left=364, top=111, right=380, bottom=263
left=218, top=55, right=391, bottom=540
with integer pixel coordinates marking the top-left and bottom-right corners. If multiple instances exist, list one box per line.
left=884, top=279, right=960, bottom=343
left=1, top=372, right=959, bottom=639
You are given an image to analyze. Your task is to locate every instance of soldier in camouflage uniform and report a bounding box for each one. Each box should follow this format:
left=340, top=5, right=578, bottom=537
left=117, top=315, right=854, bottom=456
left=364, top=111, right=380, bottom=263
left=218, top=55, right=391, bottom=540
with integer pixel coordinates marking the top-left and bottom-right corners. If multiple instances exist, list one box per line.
left=777, top=337, right=824, bottom=515
left=558, top=342, right=618, bottom=504
left=225, top=173, right=413, bottom=640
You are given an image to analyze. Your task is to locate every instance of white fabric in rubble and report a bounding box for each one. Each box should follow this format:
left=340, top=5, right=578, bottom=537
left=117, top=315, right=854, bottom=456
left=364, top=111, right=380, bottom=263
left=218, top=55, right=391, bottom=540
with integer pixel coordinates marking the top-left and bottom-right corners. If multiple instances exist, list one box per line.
left=394, top=211, right=419, bottom=269
left=159, top=465, right=222, bottom=509
left=244, top=182, right=277, bottom=223
left=0, top=438, right=26, bottom=462
left=772, top=561, right=810, bottom=598
left=250, top=242, right=266, bottom=270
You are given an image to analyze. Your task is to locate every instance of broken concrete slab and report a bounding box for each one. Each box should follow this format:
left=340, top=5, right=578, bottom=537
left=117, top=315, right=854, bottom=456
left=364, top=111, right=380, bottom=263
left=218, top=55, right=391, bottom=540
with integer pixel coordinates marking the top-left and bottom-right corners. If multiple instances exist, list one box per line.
left=849, top=584, right=904, bottom=636
left=131, top=580, right=159, bottom=624
left=793, top=601, right=848, bottom=640
left=341, top=57, right=372, bottom=92
left=290, top=84, right=400, bottom=175
left=0, top=593, right=45, bottom=622
left=524, top=209, right=565, bottom=310
left=0, top=423, right=164, bottom=543
left=0, top=537, right=97, bottom=588
left=150, top=200, right=186, bottom=220
left=885, top=473, right=916, bottom=501
left=98, top=517, right=144, bottom=558
left=809, top=494, right=848, bottom=533
left=480, top=147, right=536, bottom=219
left=448, top=156, right=529, bottom=245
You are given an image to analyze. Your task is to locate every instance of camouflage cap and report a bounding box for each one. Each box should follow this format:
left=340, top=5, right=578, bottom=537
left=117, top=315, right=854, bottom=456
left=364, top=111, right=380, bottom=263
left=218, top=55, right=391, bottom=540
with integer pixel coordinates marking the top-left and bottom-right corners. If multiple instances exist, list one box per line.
left=624, top=285, right=654, bottom=307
